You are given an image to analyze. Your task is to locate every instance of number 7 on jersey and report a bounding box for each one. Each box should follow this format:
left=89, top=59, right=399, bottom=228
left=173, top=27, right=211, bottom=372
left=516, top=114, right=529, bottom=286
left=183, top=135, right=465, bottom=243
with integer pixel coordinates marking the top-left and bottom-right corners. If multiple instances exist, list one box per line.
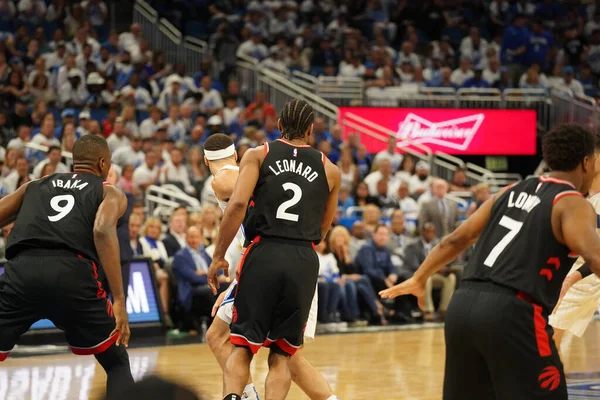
left=483, top=216, right=524, bottom=267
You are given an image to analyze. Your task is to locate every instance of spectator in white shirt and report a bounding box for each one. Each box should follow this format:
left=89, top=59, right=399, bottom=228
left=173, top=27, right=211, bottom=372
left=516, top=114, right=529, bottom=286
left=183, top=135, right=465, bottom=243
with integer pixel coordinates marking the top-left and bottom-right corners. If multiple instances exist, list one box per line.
left=159, top=147, right=195, bottom=195
left=553, top=66, right=585, bottom=96
left=518, top=63, right=549, bottom=88
left=120, top=72, right=153, bottom=111
left=408, top=161, right=432, bottom=196
left=223, top=95, right=242, bottom=127
left=112, top=135, right=145, bottom=168
left=483, top=56, right=502, bottom=86
left=95, top=45, right=115, bottom=77
left=32, top=146, right=69, bottom=178
left=43, top=41, right=67, bottom=70
left=339, top=53, right=366, bottom=78
left=75, top=43, right=94, bottom=71
left=450, top=56, right=474, bottom=87
left=364, top=159, right=398, bottom=196
left=164, top=64, right=197, bottom=95
left=397, top=41, right=421, bottom=68
left=395, top=181, right=419, bottom=223
left=76, top=110, right=91, bottom=138
left=119, top=24, right=143, bottom=62
left=236, top=29, right=269, bottom=60
left=157, top=76, right=185, bottom=113
left=460, top=27, right=488, bottom=67
left=132, top=150, right=160, bottom=192
left=4, top=156, right=33, bottom=194
left=32, top=118, right=60, bottom=147
left=374, top=136, right=403, bottom=172
left=260, top=48, right=288, bottom=72
left=7, top=125, right=30, bottom=151
left=58, top=69, right=88, bottom=107
left=56, top=55, right=84, bottom=89
left=139, top=107, right=163, bottom=139
left=198, top=76, right=224, bottom=115
left=69, top=26, right=100, bottom=56
left=106, top=118, right=131, bottom=152
left=161, top=104, right=187, bottom=143
left=18, top=0, right=46, bottom=24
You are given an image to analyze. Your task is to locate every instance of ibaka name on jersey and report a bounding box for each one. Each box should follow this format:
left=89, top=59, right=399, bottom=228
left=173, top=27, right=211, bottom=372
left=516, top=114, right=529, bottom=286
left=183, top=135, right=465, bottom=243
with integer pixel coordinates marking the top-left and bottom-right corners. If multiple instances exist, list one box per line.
left=51, top=175, right=89, bottom=191
left=507, top=190, right=541, bottom=213
left=267, top=159, right=320, bottom=182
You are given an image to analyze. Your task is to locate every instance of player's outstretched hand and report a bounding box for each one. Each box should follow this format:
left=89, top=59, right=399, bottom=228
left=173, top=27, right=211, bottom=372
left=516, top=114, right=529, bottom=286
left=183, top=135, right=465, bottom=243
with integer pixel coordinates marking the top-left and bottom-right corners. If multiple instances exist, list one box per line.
left=379, top=277, right=426, bottom=310
left=208, top=258, right=229, bottom=295
left=211, top=290, right=227, bottom=317
left=111, top=299, right=130, bottom=348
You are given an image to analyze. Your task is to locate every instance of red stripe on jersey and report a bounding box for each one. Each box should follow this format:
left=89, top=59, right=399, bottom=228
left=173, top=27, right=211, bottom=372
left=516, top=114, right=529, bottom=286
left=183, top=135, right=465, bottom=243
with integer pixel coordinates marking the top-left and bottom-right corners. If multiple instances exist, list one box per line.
left=502, top=182, right=518, bottom=193
left=539, top=176, right=576, bottom=189
left=517, top=292, right=551, bottom=357
left=70, top=333, right=119, bottom=355
left=552, top=191, right=583, bottom=205
left=320, top=151, right=326, bottom=166
left=263, top=142, right=269, bottom=157
left=230, top=334, right=261, bottom=354
left=276, top=139, right=311, bottom=148
left=79, top=254, right=107, bottom=299
left=235, top=236, right=261, bottom=291
left=274, top=338, right=300, bottom=356
left=103, top=181, right=111, bottom=186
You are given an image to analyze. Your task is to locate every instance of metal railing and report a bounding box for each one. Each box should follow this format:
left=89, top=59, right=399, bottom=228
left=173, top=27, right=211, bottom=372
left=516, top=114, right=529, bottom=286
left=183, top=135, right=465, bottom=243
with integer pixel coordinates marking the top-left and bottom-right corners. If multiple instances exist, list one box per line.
left=145, top=185, right=201, bottom=218
left=25, top=142, right=73, bottom=159
left=133, top=0, right=208, bottom=75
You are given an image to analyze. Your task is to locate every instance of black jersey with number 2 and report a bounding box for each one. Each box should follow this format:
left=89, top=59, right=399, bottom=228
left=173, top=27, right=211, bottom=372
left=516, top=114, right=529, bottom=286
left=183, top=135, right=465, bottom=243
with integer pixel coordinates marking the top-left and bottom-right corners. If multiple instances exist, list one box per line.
left=463, top=176, right=582, bottom=313
left=252, top=139, right=330, bottom=243
left=6, top=173, right=106, bottom=264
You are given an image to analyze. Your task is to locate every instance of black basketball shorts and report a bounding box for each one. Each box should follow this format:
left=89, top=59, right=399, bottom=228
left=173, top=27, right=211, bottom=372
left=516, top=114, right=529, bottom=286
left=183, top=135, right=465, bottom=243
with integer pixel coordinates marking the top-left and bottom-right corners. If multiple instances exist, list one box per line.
left=0, top=249, right=118, bottom=361
left=443, top=281, right=567, bottom=400
left=230, top=236, right=319, bottom=356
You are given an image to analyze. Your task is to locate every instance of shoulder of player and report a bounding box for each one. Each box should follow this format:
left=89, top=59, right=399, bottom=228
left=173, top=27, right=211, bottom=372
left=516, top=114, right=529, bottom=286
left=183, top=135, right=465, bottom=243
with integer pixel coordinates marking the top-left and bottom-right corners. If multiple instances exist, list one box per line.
left=102, top=183, right=125, bottom=201
left=553, top=192, right=590, bottom=217
left=211, top=172, right=236, bottom=199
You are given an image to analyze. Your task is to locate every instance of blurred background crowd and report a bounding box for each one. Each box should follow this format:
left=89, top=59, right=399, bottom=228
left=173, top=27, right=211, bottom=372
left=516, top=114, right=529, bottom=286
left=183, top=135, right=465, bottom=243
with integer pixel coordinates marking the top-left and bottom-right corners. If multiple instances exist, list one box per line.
left=0, top=0, right=587, bottom=335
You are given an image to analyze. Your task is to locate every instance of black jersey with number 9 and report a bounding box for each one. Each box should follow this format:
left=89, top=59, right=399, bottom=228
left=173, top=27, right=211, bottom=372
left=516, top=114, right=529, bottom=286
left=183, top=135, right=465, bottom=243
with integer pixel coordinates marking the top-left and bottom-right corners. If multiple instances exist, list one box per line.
left=253, top=139, right=330, bottom=243
left=6, top=173, right=107, bottom=265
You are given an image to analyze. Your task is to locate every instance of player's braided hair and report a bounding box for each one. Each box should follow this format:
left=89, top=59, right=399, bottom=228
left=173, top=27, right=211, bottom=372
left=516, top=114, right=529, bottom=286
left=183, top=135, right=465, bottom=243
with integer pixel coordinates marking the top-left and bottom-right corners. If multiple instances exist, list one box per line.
left=279, top=99, right=314, bottom=140
left=204, top=133, right=233, bottom=152
left=542, top=124, right=599, bottom=172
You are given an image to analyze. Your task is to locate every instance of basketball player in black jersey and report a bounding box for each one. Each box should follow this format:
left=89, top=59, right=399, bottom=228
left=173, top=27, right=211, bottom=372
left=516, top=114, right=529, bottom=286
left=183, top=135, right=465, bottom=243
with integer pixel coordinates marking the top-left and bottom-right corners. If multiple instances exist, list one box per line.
left=207, top=99, right=341, bottom=400
left=0, top=135, right=134, bottom=397
left=381, top=124, right=600, bottom=400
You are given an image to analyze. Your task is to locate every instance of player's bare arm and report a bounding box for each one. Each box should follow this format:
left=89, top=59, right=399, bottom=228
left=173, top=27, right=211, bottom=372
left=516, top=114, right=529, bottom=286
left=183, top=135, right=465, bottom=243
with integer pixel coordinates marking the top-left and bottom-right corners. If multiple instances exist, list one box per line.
left=555, top=195, right=600, bottom=277
left=0, top=181, right=32, bottom=227
left=320, top=158, right=342, bottom=240
left=380, top=189, right=500, bottom=302
left=208, top=147, right=261, bottom=294
left=94, top=184, right=130, bottom=347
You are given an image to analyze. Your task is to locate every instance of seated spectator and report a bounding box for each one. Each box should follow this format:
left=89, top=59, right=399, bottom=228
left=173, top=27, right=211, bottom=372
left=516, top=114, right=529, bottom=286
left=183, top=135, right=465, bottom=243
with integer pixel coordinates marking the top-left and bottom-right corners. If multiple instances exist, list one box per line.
left=186, top=146, right=208, bottom=194
left=198, top=76, right=224, bottom=115
left=318, top=140, right=338, bottom=164
left=397, top=41, right=421, bottom=68
left=132, top=150, right=160, bottom=192
left=330, top=124, right=343, bottom=152
left=354, top=144, right=373, bottom=180
left=1, top=71, right=28, bottom=108
left=246, top=91, right=276, bottom=120
left=139, top=217, right=171, bottom=323
left=518, top=64, right=549, bottom=88
left=32, top=146, right=69, bottom=178
left=403, top=223, right=456, bottom=321
left=408, top=161, right=432, bottom=197
left=223, top=96, right=243, bottom=129
left=3, top=156, right=32, bottom=194
left=450, top=56, right=474, bottom=87
left=519, top=67, right=545, bottom=90
left=58, top=69, right=88, bottom=107
left=353, top=181, right=377, bottom=207
left=460, top=27, right=488, bottom=67
left=112, top=135, right=144, bottom=168
left=339, top=52, right=365, bottom=78
left=386, top=210, right=413, bottom=269
left=338, top=186, right=355, bottom=212
left=160, top=147, right=196, bottom=195
left=449, top=168, right=472, bottom=192
left=395, top=154, right=415, bottom=183
left=165, top=64, right=197, bottom=95
left=140, top=107, right=163, bottom=139
left=462, top=66, right=490, bottom=88
left=120, top=72, right=153, bottom=111
left=493, top=67, right=514, bottom=91
left=162, top=213, right=188, bottom=258
left=173, top=226, right=229, bottom=323
left=373, top=136, right=403, bottom=172
left=395, top=182, right=418, bottom=224
left=467, top=182, right=491, bottom=217
left=423, top=56, right=444, bottom=86
left=236, top=28, right=269, bottom=60
left=364, top=159, right=397, bottom=196
left=362, top=204, right=381, bottom=236
left=40, top=162, right=56, bottom=177
left=349, top=221, right=367, bottom=261
left=483, top=56, right=502, bottom=86
left=7, top=125, right=31, bottom=151
left=419, top=179, right=459, bottom=239
left=161, top=105, right=186, bottom=144
left=107, top=118, right=131, bottom=153
left=374, top=179, right=396, bottom=211
left=102, top=105, right=119, bottom=137
left=315, top=239, right=363, bottom=326
left=121, top=105, right=139, bottom=136
left=199, top=205, right=220, bottom=246
left=554, top=66, right=585, bottom=96
left=117, top=164, right=136, bottom=196
left=355, top=224, right=398, bottom=295
left=157, top=76, right=185, bottom=113
left=29, top=73, right=56, bottom=104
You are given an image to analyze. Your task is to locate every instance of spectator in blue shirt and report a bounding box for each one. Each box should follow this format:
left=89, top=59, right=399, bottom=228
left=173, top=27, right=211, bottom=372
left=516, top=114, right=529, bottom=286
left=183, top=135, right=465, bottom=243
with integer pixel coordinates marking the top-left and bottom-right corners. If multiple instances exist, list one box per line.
left=462, top=67, right=491, bottom=88
left=501, top=14, right=529, bottom=84
left=528, top=20, right=554, bottom=69
left=313, top=117, right=332, bottom=143
left=355, top=224, right=398, bottom=295
left=262, top=116, right=281, bottom=141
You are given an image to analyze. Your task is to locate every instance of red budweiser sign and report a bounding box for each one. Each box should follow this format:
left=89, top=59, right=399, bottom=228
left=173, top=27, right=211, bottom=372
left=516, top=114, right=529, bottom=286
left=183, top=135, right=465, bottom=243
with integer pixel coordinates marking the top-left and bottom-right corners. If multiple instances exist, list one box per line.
left=339, top=107, right=537, bottom=155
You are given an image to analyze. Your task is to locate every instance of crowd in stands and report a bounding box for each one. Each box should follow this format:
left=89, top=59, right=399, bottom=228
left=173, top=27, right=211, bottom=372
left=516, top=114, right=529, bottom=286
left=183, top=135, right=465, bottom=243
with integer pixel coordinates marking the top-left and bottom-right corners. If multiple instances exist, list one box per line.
left=0, top=0, right=531, bottom=333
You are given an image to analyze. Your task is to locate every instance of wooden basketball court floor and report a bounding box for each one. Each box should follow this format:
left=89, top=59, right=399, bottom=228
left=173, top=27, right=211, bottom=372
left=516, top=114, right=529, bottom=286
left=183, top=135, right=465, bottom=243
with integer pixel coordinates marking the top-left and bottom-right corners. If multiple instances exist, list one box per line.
left=4, top=322, right=600, bottom=400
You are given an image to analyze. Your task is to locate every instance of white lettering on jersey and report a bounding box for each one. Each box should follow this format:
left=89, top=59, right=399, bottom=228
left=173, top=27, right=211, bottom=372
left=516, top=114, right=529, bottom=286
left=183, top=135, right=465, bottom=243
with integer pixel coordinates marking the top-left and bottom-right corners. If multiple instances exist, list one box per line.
left=51, top=178, right=89, bottom=191
left=268, top=158, right=319, bottom=182
left=507, top=191, right=541, bottom=213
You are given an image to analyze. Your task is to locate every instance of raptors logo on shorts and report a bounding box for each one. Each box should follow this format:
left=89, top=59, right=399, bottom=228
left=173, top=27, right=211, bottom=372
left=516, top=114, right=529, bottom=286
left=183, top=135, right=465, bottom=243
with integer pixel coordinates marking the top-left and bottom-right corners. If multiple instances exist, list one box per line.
left=232, top=305, right=238, bottom=323
left=538, top=366, right=561, bottom=392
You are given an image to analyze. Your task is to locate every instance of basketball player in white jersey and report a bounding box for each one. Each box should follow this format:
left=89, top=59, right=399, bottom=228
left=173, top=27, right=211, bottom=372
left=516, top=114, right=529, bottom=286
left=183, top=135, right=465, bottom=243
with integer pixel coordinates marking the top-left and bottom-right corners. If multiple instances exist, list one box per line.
left=203, top=134, right=338, bottom=400
left=550, top=171, right=600, bottom=347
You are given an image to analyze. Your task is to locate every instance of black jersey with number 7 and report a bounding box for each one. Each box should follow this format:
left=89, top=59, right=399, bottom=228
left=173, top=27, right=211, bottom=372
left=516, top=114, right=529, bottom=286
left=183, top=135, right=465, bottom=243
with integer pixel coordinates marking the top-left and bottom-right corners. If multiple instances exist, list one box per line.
left=252, top=139, right=330, bottom=244
left=6, top=173, right=107, bottom=265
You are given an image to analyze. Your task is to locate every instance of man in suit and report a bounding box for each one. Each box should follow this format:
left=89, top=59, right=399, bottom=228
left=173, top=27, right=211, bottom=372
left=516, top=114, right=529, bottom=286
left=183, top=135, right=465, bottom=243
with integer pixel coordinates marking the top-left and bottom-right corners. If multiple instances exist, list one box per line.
left=173, top=226, right=229, bottom=320
left=386, top=209, right=414, bottom=269
left=402, top=223, right=456, bottom=321
left=418, top=178, right=459, bottom=238
left=162, top=213, right=187, bottom=257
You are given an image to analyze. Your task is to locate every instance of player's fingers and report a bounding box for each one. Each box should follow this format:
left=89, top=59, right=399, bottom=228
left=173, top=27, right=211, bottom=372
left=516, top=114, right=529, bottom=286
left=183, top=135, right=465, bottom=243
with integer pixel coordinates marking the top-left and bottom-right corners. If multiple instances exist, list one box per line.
left=122, top=327, right=130, bottom=347
left=208, top=279, right=217, bottom=295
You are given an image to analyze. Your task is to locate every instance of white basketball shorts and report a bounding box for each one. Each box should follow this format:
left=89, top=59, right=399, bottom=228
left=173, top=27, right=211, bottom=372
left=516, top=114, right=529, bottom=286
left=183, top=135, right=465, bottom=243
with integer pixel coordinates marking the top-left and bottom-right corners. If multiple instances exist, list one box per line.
left=217, top=280, right=319, bottom=342
left=549, top=274, right=600, bottom=337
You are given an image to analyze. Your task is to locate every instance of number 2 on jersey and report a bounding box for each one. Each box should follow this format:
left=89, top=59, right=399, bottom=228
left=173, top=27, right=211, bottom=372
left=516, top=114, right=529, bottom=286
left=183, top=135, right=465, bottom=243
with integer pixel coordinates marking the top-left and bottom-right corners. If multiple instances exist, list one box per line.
left=276, top=182, right=303, bottom=222
left=484, top=215, right=523, bottom=267
left=48, top=194, right=75, bottom=222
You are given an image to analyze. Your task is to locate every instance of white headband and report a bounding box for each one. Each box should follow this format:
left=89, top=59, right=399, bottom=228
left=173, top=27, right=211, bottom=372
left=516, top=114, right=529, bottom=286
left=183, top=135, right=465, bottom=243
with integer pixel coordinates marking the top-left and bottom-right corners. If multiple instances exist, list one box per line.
left=204, top=144, right=235, bottom=161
